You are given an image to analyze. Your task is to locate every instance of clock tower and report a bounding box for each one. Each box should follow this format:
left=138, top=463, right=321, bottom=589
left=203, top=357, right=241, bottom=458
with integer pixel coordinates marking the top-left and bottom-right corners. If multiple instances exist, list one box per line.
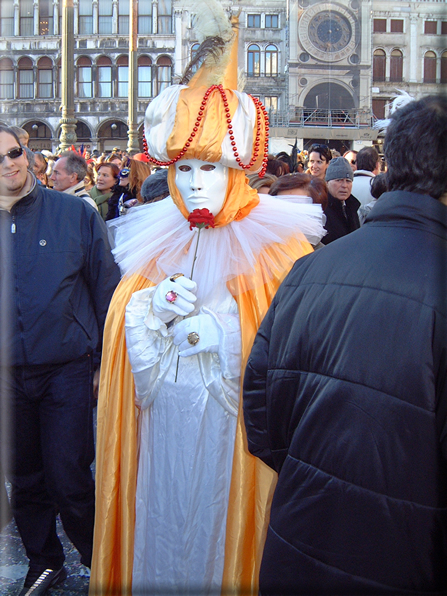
left=288, top=0, right=373, bottom=148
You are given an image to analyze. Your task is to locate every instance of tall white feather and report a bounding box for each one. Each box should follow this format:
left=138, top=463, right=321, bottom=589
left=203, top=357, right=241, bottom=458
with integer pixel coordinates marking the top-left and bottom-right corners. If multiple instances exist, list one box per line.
left=190, top=0, right=233, bottom=44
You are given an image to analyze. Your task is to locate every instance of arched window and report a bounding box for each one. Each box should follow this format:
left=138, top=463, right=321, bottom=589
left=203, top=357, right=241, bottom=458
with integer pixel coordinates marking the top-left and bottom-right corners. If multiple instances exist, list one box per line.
left=373, top=49, right=386, bottom=82
left=117, top=55, right=128, bottom=97
left=157, top=56, right=171, bottom=95
left=77, top=56, right=93, bottom=98
left=158, top=0, right=172, bottom=34
left=75, top=121, right=92, bottom=143
left=265, top=44, right=278, bottom=76
left=79, top=0, right=93, bottom=35
left=190, top=43, right=200, bottom=74
left=390, top=49, right=403, bottom=82
left=37, top=57, right=53, bottom=98
left=138, top=56, right=152, bottom=97
left=20, top=0, right=33, bottom=36
left=424, top=51, right=437, bottom=83
left=248, top=44, right=260, bottom=77
left=441, top=51, right=447, bottom=84
left=18, top=57, right=34, bottom=98
left=97, top=56, right=112, bottom=97
left=0, top=58, right=14, bottom=99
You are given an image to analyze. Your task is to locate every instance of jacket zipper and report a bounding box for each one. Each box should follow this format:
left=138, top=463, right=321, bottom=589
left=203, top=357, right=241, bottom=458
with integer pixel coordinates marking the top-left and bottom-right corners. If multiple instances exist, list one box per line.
left=11, top=215, right=16, bottom=233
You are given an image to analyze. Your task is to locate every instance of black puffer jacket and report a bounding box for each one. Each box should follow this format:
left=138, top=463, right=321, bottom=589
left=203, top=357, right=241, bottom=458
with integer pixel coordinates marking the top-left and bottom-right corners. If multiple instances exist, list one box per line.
left=2, top=177, right=120, bottom=366
left=321, top=192, right=360, bottom=245
left=244, top=191, right=447, bottom=594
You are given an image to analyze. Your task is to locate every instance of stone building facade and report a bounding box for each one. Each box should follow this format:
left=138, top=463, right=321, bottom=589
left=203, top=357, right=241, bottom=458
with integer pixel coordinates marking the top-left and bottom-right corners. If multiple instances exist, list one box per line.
left=0, top=0, right=445, bottom=154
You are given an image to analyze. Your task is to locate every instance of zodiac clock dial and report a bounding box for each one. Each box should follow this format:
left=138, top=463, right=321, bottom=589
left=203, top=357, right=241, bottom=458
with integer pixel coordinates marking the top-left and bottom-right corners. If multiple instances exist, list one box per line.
left=309, top=12, right=351, bottom=53
left=299, top=4, right=357, bottom=62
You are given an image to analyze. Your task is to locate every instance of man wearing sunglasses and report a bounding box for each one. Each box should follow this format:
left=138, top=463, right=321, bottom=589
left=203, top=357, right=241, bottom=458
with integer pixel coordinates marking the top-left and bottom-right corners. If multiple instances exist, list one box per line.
left=0, top=126, right=120, bottom=595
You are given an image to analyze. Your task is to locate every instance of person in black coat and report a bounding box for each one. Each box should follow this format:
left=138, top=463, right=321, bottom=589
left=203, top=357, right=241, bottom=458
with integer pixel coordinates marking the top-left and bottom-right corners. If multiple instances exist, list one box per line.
left=321, top=156, right=360, bottom=244
left=0, top=125, right=120, bottom=595
left=243, top=95, right=447, bottom=595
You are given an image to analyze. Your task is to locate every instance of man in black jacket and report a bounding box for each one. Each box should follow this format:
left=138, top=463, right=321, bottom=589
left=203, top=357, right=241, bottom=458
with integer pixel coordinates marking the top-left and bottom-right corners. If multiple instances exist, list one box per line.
left=243, top=95, right=447, bottom=594
left=321, top=156, right=360, bottom=244
left=0, top=126, right=120, bottom=595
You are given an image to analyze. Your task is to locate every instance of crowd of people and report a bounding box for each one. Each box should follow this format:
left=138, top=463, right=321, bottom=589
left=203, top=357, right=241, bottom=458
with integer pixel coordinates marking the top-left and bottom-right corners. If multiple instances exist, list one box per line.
left=1, top=6, right=446, bottom=596
left=10, top=122, right=388, bottom=249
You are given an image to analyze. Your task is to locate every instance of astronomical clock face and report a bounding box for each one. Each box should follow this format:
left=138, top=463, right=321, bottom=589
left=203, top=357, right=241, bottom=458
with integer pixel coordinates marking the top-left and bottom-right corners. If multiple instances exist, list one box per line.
left=299, top=3, right=358, bottom=62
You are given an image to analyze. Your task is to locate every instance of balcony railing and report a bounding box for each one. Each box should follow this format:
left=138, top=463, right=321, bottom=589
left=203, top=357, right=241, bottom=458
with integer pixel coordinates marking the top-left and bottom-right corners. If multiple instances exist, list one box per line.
left=270, top=108, right=377, bottom=129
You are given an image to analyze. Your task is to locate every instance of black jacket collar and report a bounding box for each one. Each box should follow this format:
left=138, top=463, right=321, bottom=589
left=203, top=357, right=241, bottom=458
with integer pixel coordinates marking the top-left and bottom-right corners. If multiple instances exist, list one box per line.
left=364, top=191, right=447, bottom=241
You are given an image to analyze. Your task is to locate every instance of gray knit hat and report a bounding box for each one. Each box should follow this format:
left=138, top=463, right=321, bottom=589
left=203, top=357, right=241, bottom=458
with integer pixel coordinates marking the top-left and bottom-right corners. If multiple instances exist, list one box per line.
left=141, top=169, right=169, bottom=203
left=325, top=157, right=354, bottom=182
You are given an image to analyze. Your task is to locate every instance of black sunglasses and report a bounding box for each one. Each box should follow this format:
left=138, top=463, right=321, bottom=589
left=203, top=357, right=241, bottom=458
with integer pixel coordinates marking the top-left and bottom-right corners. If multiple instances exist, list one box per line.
left=0, top=146, right=24, bottom=164
left=350, top=160, right=356, bottom=165
left=311, top=144, right=329, bottom=151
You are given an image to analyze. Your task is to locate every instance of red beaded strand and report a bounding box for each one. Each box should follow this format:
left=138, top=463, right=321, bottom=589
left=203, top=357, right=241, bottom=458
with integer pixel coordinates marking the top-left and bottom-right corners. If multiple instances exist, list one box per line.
left=143, top=84, right=270, bottom=175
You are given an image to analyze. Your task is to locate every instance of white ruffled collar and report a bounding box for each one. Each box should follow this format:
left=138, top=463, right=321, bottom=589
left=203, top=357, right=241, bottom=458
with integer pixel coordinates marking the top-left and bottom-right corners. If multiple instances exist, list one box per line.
left=108, top=195, right=325, bottom=303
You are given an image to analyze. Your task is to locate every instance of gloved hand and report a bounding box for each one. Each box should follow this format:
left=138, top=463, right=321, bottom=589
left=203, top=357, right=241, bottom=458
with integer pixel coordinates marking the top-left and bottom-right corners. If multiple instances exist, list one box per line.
left=152, top=276, right=197, bottom=323
left=172, top=314, right=220, bottom=358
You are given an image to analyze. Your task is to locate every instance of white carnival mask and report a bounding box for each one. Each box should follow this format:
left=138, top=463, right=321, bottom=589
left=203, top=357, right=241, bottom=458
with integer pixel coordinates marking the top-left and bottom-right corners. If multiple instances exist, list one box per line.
left=174, top=159, right=229, bottom=216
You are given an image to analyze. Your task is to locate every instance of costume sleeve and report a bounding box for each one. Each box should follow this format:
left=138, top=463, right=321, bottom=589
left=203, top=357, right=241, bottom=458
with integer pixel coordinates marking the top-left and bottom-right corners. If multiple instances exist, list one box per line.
left=196, top=306, right=241, bottom=417
left=125, top=286, right=176, bottom=409
left=242, top=300, right=277, bottom=470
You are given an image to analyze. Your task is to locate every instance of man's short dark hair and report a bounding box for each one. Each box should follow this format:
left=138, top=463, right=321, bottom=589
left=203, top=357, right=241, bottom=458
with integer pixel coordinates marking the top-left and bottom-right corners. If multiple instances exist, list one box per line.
left=356, top=147, right=379, bottom=172
left=384, top=94, right=447, bottom=200
left=59, top=151, right=88, bottom=183
left=0, top=125, right=22, bottom=146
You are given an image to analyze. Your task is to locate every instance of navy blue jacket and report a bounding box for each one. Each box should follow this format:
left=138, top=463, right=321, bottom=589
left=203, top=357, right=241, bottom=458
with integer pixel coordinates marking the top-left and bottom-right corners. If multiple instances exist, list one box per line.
left=2, top=177, right=120, bottom=366
left=244, top=191, right=447, bottom=594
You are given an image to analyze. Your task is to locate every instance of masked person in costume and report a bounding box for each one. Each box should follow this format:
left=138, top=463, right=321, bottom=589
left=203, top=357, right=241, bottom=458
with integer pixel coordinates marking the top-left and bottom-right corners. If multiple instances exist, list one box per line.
left=90, top=2, right=325, bottom=594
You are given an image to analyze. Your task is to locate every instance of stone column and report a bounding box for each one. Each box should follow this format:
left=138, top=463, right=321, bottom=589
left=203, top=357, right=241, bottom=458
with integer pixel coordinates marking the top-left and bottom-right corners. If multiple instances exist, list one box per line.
left=409, top=15, right=418, bottom=83
left=59, top=0, right=77, bottom=152
left=92, top=0, right=98, bottom=35
left=53, top=0, right=59, bottom=35
left=152, top=0, right=158, bottom=35
left=14, top=0, right=20, bottom=37
left=127, top=0, right=140, bottom=154
left=73, top=0, right=79, bottom=35
left=112, top=0, right=118, bottom=34
left=34, top=0, right=39, bottom=36
left=174, top=9, right=182, bottom=78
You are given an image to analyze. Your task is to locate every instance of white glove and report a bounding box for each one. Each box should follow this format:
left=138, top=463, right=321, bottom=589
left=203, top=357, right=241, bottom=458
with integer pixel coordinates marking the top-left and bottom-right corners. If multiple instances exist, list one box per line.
left=152, top=276, right=197, bottom=323
left=172, top=314, right=220, bottom=358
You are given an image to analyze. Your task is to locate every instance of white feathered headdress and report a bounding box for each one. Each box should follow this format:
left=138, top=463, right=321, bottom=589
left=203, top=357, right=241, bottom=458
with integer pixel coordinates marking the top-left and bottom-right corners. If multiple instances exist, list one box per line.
left=374, top=89, right=415, bottom=132
left=143, top=0, right=269, bottom=175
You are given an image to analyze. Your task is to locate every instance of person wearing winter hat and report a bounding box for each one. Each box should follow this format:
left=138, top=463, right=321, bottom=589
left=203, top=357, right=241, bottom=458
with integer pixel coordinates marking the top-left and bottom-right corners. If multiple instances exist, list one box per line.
left=140, top=169, right=170, bottom=203
left=90, top=1, right=325, bottom=594
left=321, top=156, right=360, bottom=245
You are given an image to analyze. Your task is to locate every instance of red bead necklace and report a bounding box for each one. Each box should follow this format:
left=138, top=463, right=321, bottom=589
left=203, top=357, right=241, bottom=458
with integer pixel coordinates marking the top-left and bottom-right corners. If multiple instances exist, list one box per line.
left=142, top=84, right=270, bottom=177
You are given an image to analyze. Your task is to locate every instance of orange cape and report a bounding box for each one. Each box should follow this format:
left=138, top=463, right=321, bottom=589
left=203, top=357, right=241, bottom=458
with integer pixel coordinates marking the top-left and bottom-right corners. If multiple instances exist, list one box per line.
left=90, top=229, right=312, bottom=596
